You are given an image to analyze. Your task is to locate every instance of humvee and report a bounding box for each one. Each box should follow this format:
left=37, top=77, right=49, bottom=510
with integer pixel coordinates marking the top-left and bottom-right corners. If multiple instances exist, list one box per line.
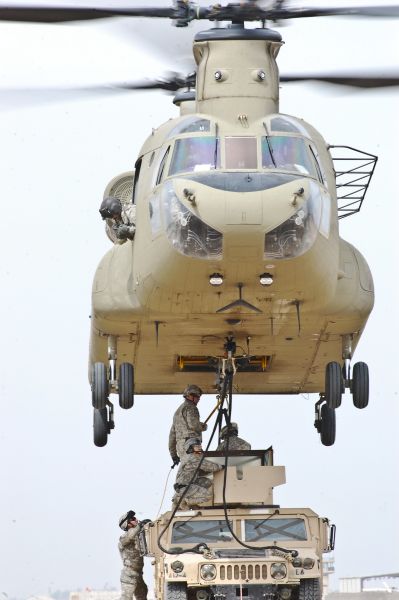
left=140, top=449, right=335, bottom=600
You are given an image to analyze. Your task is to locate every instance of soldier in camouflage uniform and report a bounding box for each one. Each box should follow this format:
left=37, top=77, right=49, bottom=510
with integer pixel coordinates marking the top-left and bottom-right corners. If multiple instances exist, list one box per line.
left=118, top=510, right=148, bottom=600
left=169, top=384, right=207, bottom=467
left=99, top=196, right=136, bottom=244
left=172, top=438, right=223, bottom=508
left=216, top=422, right=251, bottom=451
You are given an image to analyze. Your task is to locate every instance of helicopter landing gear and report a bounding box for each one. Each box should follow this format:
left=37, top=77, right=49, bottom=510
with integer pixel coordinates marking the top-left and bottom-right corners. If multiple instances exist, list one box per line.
left=93, top=401, right=115, bottom=447
left=341, top=335, right=369, bottom=409
left=119, top=362, right=134, bottom=409
left=91, top=335, right=135, bottom=446
left=91, top=362, right=109, bottom=409
left=324, top=361, right=342, bottom=409
left=314, top=395, right=336, bottom=446
left=351, top=361, right=369, bottom=409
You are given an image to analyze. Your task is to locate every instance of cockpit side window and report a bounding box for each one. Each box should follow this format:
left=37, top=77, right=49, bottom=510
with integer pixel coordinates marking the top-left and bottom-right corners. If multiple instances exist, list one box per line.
left=225, top=136, right=257, bottom=169
left=261, top=136, right=316, bottom=177
left=169, top=136, right=219, bottom=176
left=156, top=146, right=170, bottom=186
left=132, top=157, right=142, bottom=203
left=309, top=144, right=328, bottom=188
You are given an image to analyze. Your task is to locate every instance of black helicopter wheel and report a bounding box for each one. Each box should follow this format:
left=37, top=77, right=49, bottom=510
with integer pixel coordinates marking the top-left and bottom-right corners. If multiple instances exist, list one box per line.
left=351, top=362, right=369, bottom=409
left=93, top=407, right=108, bottom=447
left=325, top=361, right=342, bottom=409
left=320, top=403, right=336, bottom=446
left=91, top=362, right=109, bottom=409
left=119, top=362, right=134, bottom=409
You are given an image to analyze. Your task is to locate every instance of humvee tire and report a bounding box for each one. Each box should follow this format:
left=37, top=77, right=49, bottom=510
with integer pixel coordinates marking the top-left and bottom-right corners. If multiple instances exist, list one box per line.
left=165, top=583, right=187, bottom=600
left=298, top=578, right=321, bottom=600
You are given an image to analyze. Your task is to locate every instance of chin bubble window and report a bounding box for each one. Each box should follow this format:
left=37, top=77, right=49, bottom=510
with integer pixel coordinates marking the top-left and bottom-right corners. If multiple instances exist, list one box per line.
left=264, top=181, right=325, bottom=260
left=161, top=180, right=223, bottom=259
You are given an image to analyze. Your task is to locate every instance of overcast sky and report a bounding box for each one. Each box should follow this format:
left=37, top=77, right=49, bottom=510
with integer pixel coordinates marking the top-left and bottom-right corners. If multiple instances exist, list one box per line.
left=0, top=2, right=398, bottom=599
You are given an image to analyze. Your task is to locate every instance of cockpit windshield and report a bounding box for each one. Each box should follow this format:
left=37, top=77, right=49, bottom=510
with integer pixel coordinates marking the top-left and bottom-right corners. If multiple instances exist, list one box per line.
left=169, top=137, right=219, bottom=176
left=262, top=136, right=316, bottom=176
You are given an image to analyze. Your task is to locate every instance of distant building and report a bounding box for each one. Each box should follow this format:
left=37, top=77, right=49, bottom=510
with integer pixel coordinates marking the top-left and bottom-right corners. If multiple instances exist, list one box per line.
left=323, top=556, right=335, bottom=597
left=325, top=572, right=399, bottom=600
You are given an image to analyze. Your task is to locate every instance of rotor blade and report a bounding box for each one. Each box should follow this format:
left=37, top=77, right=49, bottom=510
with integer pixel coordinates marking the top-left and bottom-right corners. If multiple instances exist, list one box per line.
left=280, top=74, right=399, bottom=88
left=0, top=5, right=177, bottom=23
left=273, top=5, right=399, bottom=20
left=0, top=3, right=398, bottom=25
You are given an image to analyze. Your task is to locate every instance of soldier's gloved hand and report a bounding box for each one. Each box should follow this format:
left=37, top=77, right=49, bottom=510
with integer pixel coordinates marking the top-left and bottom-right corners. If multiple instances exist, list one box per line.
left=171, top=456, right=180, bottom=468
left=140, top=519, right=152, bottom=526
left=200, top=422, right=208, bottom=432
left=116, top=224, right=131, bottom=239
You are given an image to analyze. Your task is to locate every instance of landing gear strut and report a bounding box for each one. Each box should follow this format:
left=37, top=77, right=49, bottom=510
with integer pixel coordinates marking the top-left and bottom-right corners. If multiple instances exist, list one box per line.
left=91, top=335, right=134, bottom=446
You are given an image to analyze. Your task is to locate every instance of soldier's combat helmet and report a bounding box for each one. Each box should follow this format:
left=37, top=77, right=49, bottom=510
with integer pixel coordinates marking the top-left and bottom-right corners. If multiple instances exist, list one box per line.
left=183, top=384, right=203, bottom=398
left=219, top=422, right=239, bottom=440
left=119, top=510, right=136, bottom=531
left=184, top=437, right=202, bottom=453
left=99, top=196, right=122, bottom=220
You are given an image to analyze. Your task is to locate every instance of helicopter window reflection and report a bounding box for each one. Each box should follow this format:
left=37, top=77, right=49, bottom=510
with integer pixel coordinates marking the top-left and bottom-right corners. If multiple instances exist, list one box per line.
left=261, top=136, right=316, bottom=176
left=270, top=116, right=309, bottom=137
left=169, top=137, right=219, bottom=176
left=225, top=137, right=257, bottom=169
left=167, top=117, right=211, bottom=139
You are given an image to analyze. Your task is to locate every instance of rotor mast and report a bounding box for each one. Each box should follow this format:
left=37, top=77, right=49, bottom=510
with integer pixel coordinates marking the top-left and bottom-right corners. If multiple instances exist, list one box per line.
left=193, top=26, right=283, bottom=121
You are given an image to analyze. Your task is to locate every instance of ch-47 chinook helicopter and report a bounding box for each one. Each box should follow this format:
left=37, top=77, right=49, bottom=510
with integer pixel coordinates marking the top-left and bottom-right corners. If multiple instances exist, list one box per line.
left=3, top=1, right=398, bottom=448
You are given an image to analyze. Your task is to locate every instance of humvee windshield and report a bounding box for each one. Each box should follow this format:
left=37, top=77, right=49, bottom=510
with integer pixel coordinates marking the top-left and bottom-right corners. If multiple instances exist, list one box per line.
left=245, top=518, right=307, bottom=542
left=172, top=520, right=233, bottom=544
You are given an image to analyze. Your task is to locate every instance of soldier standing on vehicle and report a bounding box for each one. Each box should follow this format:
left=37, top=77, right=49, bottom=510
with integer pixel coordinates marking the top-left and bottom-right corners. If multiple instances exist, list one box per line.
left=118, top=510, right=148, bottom=600
left=172, top=438, right=223, bottom=508
left=169, top=384, right=207, bottom=467
left=216, top=422, right=251, bottom=451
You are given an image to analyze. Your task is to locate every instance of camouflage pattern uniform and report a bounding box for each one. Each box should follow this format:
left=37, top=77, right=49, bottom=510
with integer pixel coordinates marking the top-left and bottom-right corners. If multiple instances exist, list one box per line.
left=119, top=524, right=148, bottom=600
left=169, top=399, right=206, bottom=461
left=172, top=453, right=223, bottom=508
left=216, top=435, right=251, bottom=451
left=105, top=204, right=136, bottom=244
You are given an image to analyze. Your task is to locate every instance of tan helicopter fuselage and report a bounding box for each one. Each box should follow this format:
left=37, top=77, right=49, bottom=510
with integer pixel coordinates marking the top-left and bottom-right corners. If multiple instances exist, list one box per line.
left=90, top=32, right=374, bottom=395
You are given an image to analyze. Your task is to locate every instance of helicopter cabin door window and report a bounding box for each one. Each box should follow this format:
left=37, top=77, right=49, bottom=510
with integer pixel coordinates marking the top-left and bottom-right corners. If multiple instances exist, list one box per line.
left=225, top=136, right=257, bottom=169
left=169, top=136, right=219, bottom=176
left=261, top=136, right=316, bottom=177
